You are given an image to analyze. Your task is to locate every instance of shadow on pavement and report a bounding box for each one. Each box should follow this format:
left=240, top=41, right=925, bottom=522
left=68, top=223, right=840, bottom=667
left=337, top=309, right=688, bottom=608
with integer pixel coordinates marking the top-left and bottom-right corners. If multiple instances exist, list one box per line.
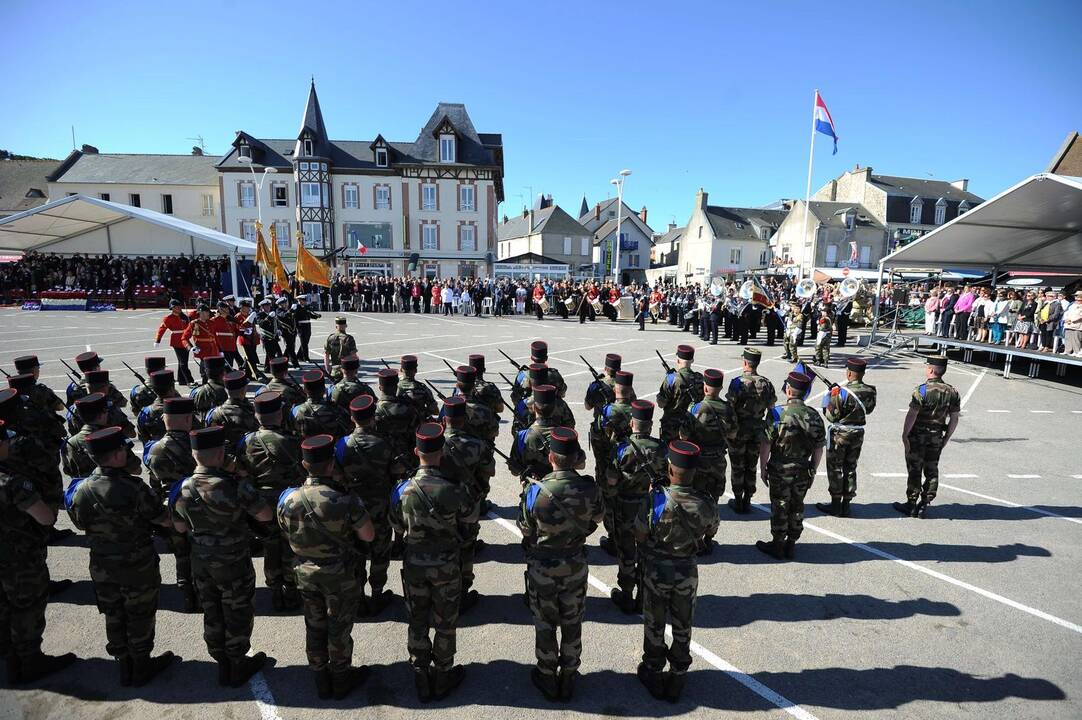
left=711, top=541, right=1050, bottom=565
left=848, top=501, right=1082, bottom=521
left=693, top=592, right=960, bottom=628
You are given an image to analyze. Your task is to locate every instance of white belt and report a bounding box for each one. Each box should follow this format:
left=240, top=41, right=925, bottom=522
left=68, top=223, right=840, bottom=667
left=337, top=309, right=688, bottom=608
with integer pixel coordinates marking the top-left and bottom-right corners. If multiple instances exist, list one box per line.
left=297, top=320, right=312, bottom=324
left=827, top=422, right=864, bottom=450
left=215, top=332, right=233, bottom=337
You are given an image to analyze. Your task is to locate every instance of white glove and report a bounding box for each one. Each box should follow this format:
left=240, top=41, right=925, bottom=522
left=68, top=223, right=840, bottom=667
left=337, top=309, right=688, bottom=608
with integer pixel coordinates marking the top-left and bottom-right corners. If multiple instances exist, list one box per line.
left=154, top=341, right=161, bottom=349
left=192, top=346, right=201, bottom=357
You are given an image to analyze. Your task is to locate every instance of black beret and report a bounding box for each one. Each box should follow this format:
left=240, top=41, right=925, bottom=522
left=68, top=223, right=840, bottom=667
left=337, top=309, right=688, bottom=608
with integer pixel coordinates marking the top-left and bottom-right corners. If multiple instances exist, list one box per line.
left=668, top=440, right=700, bottom=469
left=604, top=353, right=622, bottom=370
left=787, top=372, right=812, bottom=393
left=144, top=356, right=167, bottom=373
left=846, top=357, right=867, bottom=372
left=468, top=354, right=485, bottom=371
left=443, top=395, right=466, bottom=418
left=301, top=434, right=335, bottom=463
left=703, top=368, right=724, bottom=387
left=532, top=384, right=556, bottom=406
left=190, top=425, right=225, bottom=450
left=74, top=392, right=107, bottom=418
left=335, top=316, right=347, bottom=325
left=527, top=363, right=548, bottom=382
left=549, top=426, right=580, bottom=456
left=0, top=389, right=19, bottom=420
left=341, top=354, right=360, bottom=371
left=163, top=396, right=195, bottom=415
left=631, top=399, right=655, bottom=422
left=377, top=368, right=398, bottom=386
left=743, top=348, right=762, bottom=364
left=86, top=426, right=126, bottom=455
left=216, top=301, right=228, bottom=309
left=8, top=374, right=34, bottom=393
left=927, top=355, right=948, bottom=368
left=302, top=370, right=326, bottom=391
left=223, top=371, right=248, bottom=391
left=614, top=370, right=634, bottom=387
left=676, top=344, right=695, bottom=360
left=269, top=356, right=290, bottom=373
left=150, top=369, right=175, bottom=391
left=204, top=354, right=226, bottom=373
left=197, top=304, right=210, bottom=313
left=530, top=340, right=548, bottom=361
left=84, top=369, right=109, bottom=386
left=168, top=299, right=181, bottom=308
left=253, top=391, right=282, bottom=414
left=13, top=355, right=39, bottom=373
left=349, top=394, right=376, bottom=421
left=415, top=422, right=445, bottom=452
left=75, top=351, right=101, bottom=371
left=455, top=366, right=476, bottom=384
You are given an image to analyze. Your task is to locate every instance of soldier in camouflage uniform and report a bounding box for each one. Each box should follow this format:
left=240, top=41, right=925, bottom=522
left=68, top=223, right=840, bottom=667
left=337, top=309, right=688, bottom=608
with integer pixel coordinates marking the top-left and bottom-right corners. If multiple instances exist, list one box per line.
left=510, top=341, right=568, bottom=402
left=813, top=306, right=833, bottom=367
left=65, top=427, right=178, bottom=686
left=374, top=368, right=420, bottom=472
left=583, top=353, right=619, bottom=479
left=895, top=355, right=960, bottom=519
left=240, top=392, right=305, bottom=612
left=610, top=400, right=668, bottom=613
left=63, top=393, right=113, bottom=479
left=508, top=385, right=559, bottom=486
left=66, top=351, right=128, bottom=409
left=258, top=356, right=308, bottom=410
left=389, top=423, right=472, bottom=702
left=441, top=396, right=492, bottom=612
left=190, top=354, right=229, bottom=415
left=336, top=395, right=404, bottom=615
left=680, top=368, right=737, bottom=554
left=512, top=363, right=576, bottom=434
left=137, top=369, right=182, bottom=444
left=293, top=370, right=353, bottom=440
left=594, top=371, right=636, bottom=555
left=0, top=420, right=76, bottom=685
left=726, top=348, right=777, bottom=513
left=634, top=440, right=719, bottom=702
left=816, top=357, right=877, bottom=517
left=755, top=372, right=825, bottom=560
left=128, top=356, right=167, bottom=415
left=63, top=370, right=134, bottom=437
left=328, top=354, right=375, bottom=412
left=451, top=365, right=499, bottom=446
left=782, top=301, right=804, bottom=362
left=397, top=355, right=438, bottom=421
left=172, top=426, right=271, bottom=687
left=143, top=397, right=199, bottom=612
left=465, top=354, right=506, bottom=417
left=323, top=316, right=357, bottom=382
left=518, top=426, right=603, bottom=702
left=279, top=434, right=375, bottom=699
left=12, top=355, right=66, bottom=414
left=204, top=371, right=259, bottom=454
left=9, top=373, right=67, bottom=464
left=656, top=344, right=705, bottom=444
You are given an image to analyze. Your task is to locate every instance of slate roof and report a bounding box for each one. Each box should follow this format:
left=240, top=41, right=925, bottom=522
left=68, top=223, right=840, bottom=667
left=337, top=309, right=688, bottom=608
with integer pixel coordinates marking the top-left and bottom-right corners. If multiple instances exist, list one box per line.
left=0, top=159, right=58, bottom=215
left=297, top=80, right=332, bottom=158
left=704, top=206, right=789, bottom=240
left=49, top=152, right=219, bottom=186
left=804, top=201, right=884, bottom=230
left=497, top=205, right=589, bottom=241
left=655, top=225, right=684, bottom=247
left=579, top=197, right=653, bottom=237
left=869, top=174, right=983, bottom=203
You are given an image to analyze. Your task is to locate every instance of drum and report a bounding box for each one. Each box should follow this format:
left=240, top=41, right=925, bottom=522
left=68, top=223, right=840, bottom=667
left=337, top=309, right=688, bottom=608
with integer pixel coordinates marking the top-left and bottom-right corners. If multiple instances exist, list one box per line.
left=538, top=297, right=551, bottom=313
left=564, top=296, right=576, bottom=310
left=591, top=299, right=604, bottom=314
left=648, top=301, right=659, bottom=319
left=617, top=296, right=636, bottom=320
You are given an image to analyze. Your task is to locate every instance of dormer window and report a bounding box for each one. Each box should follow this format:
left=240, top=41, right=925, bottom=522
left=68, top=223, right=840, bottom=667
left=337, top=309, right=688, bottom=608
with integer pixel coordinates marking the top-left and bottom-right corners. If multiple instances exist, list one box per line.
left=303, top=137, right=313, bottom=156
left=439, top=134, right=456, bottom=163
left=909, top=196, right=923, bottom=224
left=934, top=197, right=947, bottom=225
left=845, top=210, right=856, bottom=231
left=958, top=200, right=970, bottom=216
left=375, top=148, right=388, bottom=168
left=238, top=142, right=251, bottom=159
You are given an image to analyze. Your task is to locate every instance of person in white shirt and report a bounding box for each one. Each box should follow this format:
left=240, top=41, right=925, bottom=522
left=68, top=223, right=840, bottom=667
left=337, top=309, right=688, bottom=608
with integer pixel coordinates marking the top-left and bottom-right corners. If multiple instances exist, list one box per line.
left=990, top=289, right=1010, bottom=345
left=441, top=283, right=454, bottom=315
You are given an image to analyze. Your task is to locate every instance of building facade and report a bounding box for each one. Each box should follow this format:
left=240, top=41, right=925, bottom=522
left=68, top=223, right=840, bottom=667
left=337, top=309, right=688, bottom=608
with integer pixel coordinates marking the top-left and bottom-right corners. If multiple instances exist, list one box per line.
left=217, top=82, right=504, bottom=278
left=676, top=189, right=787, bottom=285
left=47, top=146, right=221, bottom=230
left=652, top=223, right=683, bottom=267
left=770, top=200, right=886, bottom=276
left=496, top=204, right=593, bottom=272
left=0, top=155, right=59, bottom=219
left=579, top=198, right=653, bottom=284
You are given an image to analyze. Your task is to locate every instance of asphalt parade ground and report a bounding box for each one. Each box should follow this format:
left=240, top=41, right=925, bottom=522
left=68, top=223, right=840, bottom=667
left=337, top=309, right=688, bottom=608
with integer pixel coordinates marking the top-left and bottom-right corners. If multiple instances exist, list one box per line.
left=1, top=306, right=1080, bottom=720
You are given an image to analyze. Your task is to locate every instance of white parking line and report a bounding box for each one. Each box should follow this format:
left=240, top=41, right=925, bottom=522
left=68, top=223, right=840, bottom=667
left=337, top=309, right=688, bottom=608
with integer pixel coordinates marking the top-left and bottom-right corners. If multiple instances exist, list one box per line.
left=942, top=473, right=979, bottom=478
left=987, top=409, right=1011, bottom=413
left=959, top=368, right=987, bottom=409
left=1030, top=410, right=1054, bottom=414
left=248, top=672, right=283, bottom=720
left=1007, top=474, right=1041, bottom=479
left=486, top=513, right=821, bottom=720
left=938, top=483, right=1082, bottom=525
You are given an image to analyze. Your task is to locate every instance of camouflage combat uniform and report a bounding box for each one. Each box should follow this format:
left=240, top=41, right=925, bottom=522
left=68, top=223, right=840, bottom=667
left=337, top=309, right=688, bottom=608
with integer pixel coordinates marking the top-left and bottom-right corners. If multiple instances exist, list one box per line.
left=471, top=378, right=506, bottom=417
left=822, top=380, right=877, bottom=502
left=508, top=418, right=556, bottom=484
left=518, top=468, right=603, bottom=679
left=62, top=421, right=111, bottom=479
left=399, top=378, right=438, bottom=422
left=783, top=310, right=804, bottom=361
left=611, top=433, right=667, bottom=597
left=584, top=376, right=617, bottom=484
left=682, top=396, right=738, bottom=503
left=442, top=426, right=493, bottom=596
left=655, top=367, right=704, bottom=444
left=259, top=376, right=307, bottom=410
left=292, top=397, right=353, bottom=440
left=0, top=463, right=52, bottom=666
left=594, top=399, right=632, bottom=538
left=323, top=331, right=357, bottom=382
left=375, top=392, right=419, bottom=472
left=65, top=401, right=132, bottom=437
left=129, top=383, right=157, bottom=415
left=205, top=398, right=260, bottom=452
left=726, top=371, right=777, bottom=502
left=814, top=316, right=834, bottom=366
left=143, top=430, right=197, bottom=600
left=67, top=379, right=127, bottom=410
left=190, top=379, right=229, bottom=415
left=137, top=391, right=181, bottom=444
left=328, top=377, right=375, bottom=413
left=904, top=378, right=960, bottom=506
left=28, top=383, right=66, bottom=414
left=764, top=399, right=826, bottom=542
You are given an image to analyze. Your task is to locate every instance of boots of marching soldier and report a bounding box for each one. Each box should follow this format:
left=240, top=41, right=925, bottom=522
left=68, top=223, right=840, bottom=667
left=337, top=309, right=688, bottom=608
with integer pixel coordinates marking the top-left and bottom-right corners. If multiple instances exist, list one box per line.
left=131, top=652, right=178, bottom=687
left=783, top=538, right=796, bottom=560
left=431, top=665, right=466, bottom=700
left=367, top=588, right=393, bottom=616
left=637, top=662, right=666, bottom=700
left=598, top=535, right=616, bottom=557
left=664, top=672, right=687, bottom=703
left=531, top=667, right=559, bottom=701
left=314, top=668, right=333, bottom=699
left=610, top=587, right=636, bottom=614
left=182, top=585, right=200, bottom=614
left=414, top=665, right=434, bottom=702
left=816, top=497, right=842, bottom=517
left=211, top=652, right=230, bottom=686
left=229, top=652, right=268, bottom=688
left=12, top=652, right=77, bottom=685
left=755, top=539, right=784, bottom=560
left=840, top=499, right=852, bottom=517
left=915, top=499, right=929, bottom=518
left=331, top=665, right=370, bottom=700
left=559, top=667, right=578, bottom=701
left=893, top=500, right=915, bottom=516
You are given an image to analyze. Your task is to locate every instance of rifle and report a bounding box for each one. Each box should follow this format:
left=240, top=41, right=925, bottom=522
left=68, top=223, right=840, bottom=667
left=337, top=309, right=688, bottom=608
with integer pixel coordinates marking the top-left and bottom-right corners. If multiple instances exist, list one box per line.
left=424, top=379, right=448, bottom=401
left=491, top=444, right=511, bottom=462
left=65, top=372, right=80, bottom=387
left=60, top=357, right=82, bottom=379
left=655, top=349, right=674, bottom=375
left=442, top=358, right=461, bottom=375
left=0, top=367, right=9, bottom=378
left=380, top=358, right=394, bottom=370
left=579, top=355, right=602, bottom=383
left=122, top=361, right=148, bottom=387
left=497, top=372, right=517, bottom=389
left=498, top=348, right=523, bottom=371
left=797, top=361, right=838, bottom=391
left=627, top=437, right=667, bottom=492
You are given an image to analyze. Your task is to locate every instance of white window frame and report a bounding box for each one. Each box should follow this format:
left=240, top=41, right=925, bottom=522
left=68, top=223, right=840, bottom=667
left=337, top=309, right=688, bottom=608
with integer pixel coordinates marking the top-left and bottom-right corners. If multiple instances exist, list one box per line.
left=100, top=192, right=110, bottom=202
left=759, top=226, right=772, bottom=240
left=562, top=236, right=572, bottom=255
left=459, top=184, right=475, bottom=211
left=825, top=244, right=838, bottom=265
left=201, top=193, right=214, bottom=216
left=958, top=200, right=970, bottom=215
left=729, top=247, right=742, bottom=265
left=239, top=182, right=256, bottom=208
left=580, top=237, right=590, bottom=256
left=759, top=250, right=769, bottom=265
left=300, top=161, right=309, bottom=171
left=422, top=184, right=438, bottom=211
left=375, top=185, right=391, bottom=210
left=271, top=184, right=288, bottom=207
left=302, top=221, right=324, bottom=249
left=375, top=148, right=388, bottom=168
left=303, top=138, right=313, bottom=156
left=343, top=184, right=359, bottom=209
left=301, top=182, right=321, bottom=208
left=910, top=197, right=923, bottom=224
left=859, top=245, right=871, bottom=265
left=422, top=224, right=439, bottom=250
left=934, top=198, right=947, bottom=225
left=439, top=135, right=456, bottom=163
left=238, top=144, right=251, bottom=159
left=240, top=221, right=256, bottom=243
left=160, top=194, right=173, bottom=215
left=459, top=224, right=476, bottom=251
left=273, top=221, right=291, bottom=247
left=129, top=193, right=140, bottom=208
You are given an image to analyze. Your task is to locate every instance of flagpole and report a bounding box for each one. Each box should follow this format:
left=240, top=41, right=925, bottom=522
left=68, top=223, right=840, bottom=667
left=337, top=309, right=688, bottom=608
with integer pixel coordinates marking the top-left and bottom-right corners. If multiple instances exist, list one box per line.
left=801, top=89, right=818, bottom=279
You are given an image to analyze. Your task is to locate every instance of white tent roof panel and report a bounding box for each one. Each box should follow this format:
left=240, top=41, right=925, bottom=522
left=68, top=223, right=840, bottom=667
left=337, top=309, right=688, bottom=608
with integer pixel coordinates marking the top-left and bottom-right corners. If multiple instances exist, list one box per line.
left=880, top=174, right=1082, bottom=272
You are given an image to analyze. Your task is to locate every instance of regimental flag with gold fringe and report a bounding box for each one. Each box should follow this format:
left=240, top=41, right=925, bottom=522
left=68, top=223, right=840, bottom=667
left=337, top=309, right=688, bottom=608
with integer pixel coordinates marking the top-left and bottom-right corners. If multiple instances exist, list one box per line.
left=295, top=235, right=331, bottom=287
left=749, top=276, right=775, bottom=309
left=267, top=224, right=289, bottom=286
left=254, top=222, right=272, bottom=278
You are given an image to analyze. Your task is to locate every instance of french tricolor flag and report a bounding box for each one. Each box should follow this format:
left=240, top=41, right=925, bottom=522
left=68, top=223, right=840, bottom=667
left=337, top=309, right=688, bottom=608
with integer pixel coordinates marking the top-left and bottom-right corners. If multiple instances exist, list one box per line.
left=814, top=91, right=839, bottom=155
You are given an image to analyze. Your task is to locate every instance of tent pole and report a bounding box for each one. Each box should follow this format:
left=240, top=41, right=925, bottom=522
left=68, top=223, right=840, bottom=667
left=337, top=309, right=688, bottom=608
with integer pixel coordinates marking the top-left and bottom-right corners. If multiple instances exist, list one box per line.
left=991, top=265, right=999, bottom=290
left=105, top=224, right=113, bottom=254
left=230, top=251, right=239, bottom=299
left=869, top=261, right=886, bottom=345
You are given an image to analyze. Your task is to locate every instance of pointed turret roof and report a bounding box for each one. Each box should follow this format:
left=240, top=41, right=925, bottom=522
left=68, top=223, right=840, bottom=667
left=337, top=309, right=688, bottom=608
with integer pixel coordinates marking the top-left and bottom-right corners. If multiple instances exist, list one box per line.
left=296, top=80, right=331, bottom=158
left=579, top=195, right=589, bottom=218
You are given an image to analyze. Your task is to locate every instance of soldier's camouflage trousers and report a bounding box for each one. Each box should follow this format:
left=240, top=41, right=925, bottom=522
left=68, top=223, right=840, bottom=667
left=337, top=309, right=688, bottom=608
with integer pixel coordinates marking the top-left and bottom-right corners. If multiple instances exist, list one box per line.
left=460, top=500, right=481, bottom=592
left=906, top=427, right=945, bottom=504
left=191, top=552, right=256, bottom=660
left=295, top=562, right=361, bottom=672
left=641, top=555, right=698, bottom=675
left=259, top=490, right=296, bottom=591
left=401, top=558, right=461, bottom=671
left=526, top=554, right=588, bottom=676
left=783, top=334, right=800, bottom=360
left=590, top=435, right=615, bottom=538
left=659, top=413, right=684, bottom=445
left=729, top=428, right=765, bottom=497
left=694, top=451, right=726, bottom=539
left=826, top=430, right=865, bottom=500
left=357, top=496, right=392, bottom=593
left=89, top=553, right=161, bottom=660
left=767, top=467, right=814, bottom=541
left=614, top=495, right=645, bottom=592
left=0, top=550, right=49, bottom=660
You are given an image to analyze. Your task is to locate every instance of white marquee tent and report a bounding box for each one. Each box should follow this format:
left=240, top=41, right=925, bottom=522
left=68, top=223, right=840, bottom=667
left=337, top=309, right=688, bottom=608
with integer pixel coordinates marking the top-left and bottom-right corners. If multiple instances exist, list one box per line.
left=0, top=194, right=257, bottom=294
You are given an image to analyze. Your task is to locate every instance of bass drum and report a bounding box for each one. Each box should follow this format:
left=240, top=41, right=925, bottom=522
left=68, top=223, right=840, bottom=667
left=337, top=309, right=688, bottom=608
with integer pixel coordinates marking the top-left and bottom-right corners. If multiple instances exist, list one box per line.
left=538, top=297, right=551, bottom=313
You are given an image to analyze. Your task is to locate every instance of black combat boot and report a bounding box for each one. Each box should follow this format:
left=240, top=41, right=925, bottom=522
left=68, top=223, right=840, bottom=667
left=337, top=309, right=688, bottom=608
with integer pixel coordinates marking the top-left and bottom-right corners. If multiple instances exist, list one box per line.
left=6, top=655, right=21, bottom=685
left=598, top=536, right=617, bottom=556
left=530, top=667, right=559, bottom=701
left=892, top=501, right=914, bottom=516
left=726, top=495, right=743, bottom=513
left=282, top=586, right=301, bottom=611
left=367, top=589, right=393, bottom=616
left=211, top=652, right=230, bottom=685
left=636, top=662, right=666, bottom=700
left=472, top=538, right=486, bottom=555
left=181, top=586, right=201, bottom=614
left=331, top=665, right=369, bottom=700
left=664, top=672, right=687, bottom=703
left=783, top=539, right=797, bottom=560
left=116, top=657, right=133, bottom=686
left=314, top=668, right=332, bottom=699
left=414, top=665, right=433, bottom=702
left=460, top=589, right=480, bottom=613
left=816, top=497, right=842, bottom=516
left=229, top=652, right=267, bottom=688
left=840, top=499, right=852, bottom=517
left=131, top=652, right=177, bottom=687
left=755, top=540, right=785, bottom=560
left=431, top=665, right=465, bottom=700
left=610, top=588, right=635, bottom=614
left=17, top=652, right=76, bottom=684
left=558, top=668, right=577, bottom=701
left=271, top=587, right=286, bottom=612
left=915, top=500, right=929, bottom=518
left=742, top=493, right=754, bottom=513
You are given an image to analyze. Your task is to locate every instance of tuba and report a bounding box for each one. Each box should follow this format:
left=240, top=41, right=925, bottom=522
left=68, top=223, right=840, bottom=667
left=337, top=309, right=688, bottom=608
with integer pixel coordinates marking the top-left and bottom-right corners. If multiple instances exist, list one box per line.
left=838, top=277, right=861, bottom=300
left=795, top=278, right=818, bottom=299
left=739, top=280, right=755, bottom=301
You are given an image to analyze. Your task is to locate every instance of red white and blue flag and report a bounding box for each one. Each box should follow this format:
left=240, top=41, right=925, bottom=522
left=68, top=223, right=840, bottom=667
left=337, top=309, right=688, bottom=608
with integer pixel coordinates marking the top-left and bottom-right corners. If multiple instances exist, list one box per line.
left=814, top=91, right=839, bottom=155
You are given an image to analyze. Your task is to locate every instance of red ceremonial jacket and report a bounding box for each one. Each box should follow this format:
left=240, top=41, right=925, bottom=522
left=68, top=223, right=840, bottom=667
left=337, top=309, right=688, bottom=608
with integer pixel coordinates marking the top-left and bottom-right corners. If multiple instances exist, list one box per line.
left=155, top=313, right=190, bottom=349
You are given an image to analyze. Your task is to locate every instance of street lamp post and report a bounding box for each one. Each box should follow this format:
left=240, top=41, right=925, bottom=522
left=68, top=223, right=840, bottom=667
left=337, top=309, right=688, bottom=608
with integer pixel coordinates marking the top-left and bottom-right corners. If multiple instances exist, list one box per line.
left=236, top=155, right=277, bottom=226
left=610, top=169, right=631, bottom=285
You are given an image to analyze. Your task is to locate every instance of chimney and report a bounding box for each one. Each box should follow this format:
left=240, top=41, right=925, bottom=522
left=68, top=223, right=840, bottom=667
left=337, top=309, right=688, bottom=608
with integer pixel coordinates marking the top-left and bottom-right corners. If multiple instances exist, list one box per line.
left=951, top=179, right=969, bottom=192
left=639, top=206, right=648, bottom=224
left=827, top=179, right=838, bottom=201
left=861, top=166, right=872, bottom=183
left=528, top=208, right=534, bottom=231
left=668, top=222, right=677, bottom=231
left=594, top=203, right=600, bottom=221
left=522, top=208, right=529, bottom=219
left=191, top=146, right=204, bottom=156
left=502, top=214, right=508, bottom=224
left=80, top=144, right=99, bottom=154
left=696, top=188, right=708, bottom=210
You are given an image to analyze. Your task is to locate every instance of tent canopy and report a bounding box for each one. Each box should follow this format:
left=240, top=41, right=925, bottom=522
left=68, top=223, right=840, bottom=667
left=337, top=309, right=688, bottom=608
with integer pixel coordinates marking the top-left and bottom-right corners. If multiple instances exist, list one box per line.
left=880, top=173, right=1082, bottom=272
left=0, top=194, right=256, bottom=257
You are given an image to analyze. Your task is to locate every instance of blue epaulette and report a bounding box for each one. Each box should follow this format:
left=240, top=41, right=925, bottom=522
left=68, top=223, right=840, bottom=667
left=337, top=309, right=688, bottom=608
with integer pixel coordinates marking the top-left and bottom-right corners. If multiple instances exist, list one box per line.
left=690, top=401, right=703, bottom=416
left=666, top=373, right=677, bottom=388
left=729, top=377, right=743, bottom=394
left=129, top=386, right=141, bottom=404
left=616, top=441, right=630, bottom=462
left=390, top=478, right=410, bottom=506
left=515, top=399, right=528, bottom=417
left=65, top=382, right=77, bottom=403
left=142, top=439, right=157, bottom=469
left=919, top=383, right=928, bottom=399
left=325, top=386, right=333, bottom=401
left=514, top=428, right=530, bottom=455
left=277, top=486, right=295, bottom=508
left=770, top=405, right=784, bottom=427
left=167, top=478, right=186, bottom=510
left=137, top=406, right=152, bottom=427
left=237, top=433, right=251, bottom=455
left=292, top=404, right=302, bottom=419
left=651, top=488, right=667, bottom=524
left=515, top=370, right=526, bottom=386
left=65, top=407, right=74, bottom=424
left=524, top=483, right=542, bottom=512
left=334, top=436, right=348, bottom=464
left=206, top=409, right=219, bottom=427
left=189, top=387, right=199, bottom=399
left=63, top=477, right=86, bottom=511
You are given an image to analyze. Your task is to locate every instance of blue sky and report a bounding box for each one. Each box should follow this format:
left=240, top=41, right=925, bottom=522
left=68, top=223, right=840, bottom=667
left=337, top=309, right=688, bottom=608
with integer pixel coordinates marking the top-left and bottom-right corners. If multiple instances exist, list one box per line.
left=3, top=0, right=1080, bottom=230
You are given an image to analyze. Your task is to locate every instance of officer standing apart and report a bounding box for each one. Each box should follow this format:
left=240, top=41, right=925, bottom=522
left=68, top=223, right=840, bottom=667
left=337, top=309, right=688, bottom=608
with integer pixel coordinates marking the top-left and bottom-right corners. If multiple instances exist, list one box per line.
left=634, top=440, right=718, bottom=703
left=755, top=372, right=825, bottom=560
left=726, top=349, right=777, bottom=513
left=895, top=355, right=959, bottom=519
left=655, top=345, right=704, bottom=444
left=278, top=434, right=375, bottom=700
left=518, top=427, right=603, bottom=702
left=294, top=296, right=321, bottom=363
left=817, top=357, right=877, bottom=517
left=324, top=317, right=357, bottom=382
